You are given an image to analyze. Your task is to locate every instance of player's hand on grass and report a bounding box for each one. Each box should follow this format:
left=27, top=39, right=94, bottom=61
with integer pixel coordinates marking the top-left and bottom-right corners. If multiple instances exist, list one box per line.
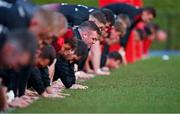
left=41, top=91, right=50, bottom=98
left=46, top=86, right=53, bottom=94
left=21, top=95, right=33, bottom=104
left=75, top=71, right=95, bottom=80
left=95, top=69, right=110, bottom=76
left=70, top=84, right=88, bottom=90
left=9, top=97, right=30, bottom=108
left=47, top=92, right=65, bottom=98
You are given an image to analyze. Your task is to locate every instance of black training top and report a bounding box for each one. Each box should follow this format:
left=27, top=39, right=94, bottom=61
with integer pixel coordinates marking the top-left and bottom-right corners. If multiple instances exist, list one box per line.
left=58, top=3, right=97, bottom=26
left=28, top=67, right=50, bottom=95
left=54, top=56, right=76, bottom=89
left=0, top=3, right=30, bottom=30
left=73, top=28, right=89, bottom=70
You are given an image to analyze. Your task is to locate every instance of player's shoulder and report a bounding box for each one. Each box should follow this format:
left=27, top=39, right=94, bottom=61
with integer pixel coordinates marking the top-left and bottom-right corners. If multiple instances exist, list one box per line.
left=76, top=4, right=97, bottom=13
left=0, top=0, right=13, bottom=8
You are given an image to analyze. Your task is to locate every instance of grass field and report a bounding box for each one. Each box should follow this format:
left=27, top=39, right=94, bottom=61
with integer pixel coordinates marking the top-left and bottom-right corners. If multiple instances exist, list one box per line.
left=13, top=56, right=180, bottom=113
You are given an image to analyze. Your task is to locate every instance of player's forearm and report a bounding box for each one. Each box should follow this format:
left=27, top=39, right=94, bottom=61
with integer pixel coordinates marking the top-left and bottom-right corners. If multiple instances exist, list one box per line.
left=0, top=86, right=8, bottom=111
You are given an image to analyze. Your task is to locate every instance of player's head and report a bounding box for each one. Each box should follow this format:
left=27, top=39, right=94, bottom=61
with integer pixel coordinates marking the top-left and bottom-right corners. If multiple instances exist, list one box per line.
left=29, top=8, right=68, bottom=45
left=1, top=29, right=38, bottom=69
left=89, top=10, right=107, bottom=34
left=141, top=7, right=156, bottom=23
left=74, top=40, right=89, bottom=62
left=107, top=52, right=122, bottom=69
left=79, top=21, right=101, bottom=47
left=36, top=45, right=56, bottom=68
left=100, top=8, right=115, bottom=37
left=109, top=19, right=126, bottom=40
left=101, top=8, right=115, bottom=26
left=57, top=38, right=77, bottom=60
left=116, top=14, right=131, bottom=29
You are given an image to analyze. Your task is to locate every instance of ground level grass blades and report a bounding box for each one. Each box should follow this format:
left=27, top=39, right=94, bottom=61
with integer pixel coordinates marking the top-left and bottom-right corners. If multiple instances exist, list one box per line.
left=13, top=56, right=180, bottom=113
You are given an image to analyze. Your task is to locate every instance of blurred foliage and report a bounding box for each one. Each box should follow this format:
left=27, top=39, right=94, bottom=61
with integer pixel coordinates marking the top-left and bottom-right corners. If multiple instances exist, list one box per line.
left=144, top=0, right=180, bottom=50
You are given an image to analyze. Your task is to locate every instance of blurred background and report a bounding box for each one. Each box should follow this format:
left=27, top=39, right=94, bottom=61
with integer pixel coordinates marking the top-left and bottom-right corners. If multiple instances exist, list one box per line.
left=32, top=0, right=180, bottom=51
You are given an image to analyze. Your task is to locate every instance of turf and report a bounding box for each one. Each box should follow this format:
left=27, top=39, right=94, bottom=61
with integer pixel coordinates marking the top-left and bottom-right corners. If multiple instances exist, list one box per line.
left=12, top=56, right=180, bottom=113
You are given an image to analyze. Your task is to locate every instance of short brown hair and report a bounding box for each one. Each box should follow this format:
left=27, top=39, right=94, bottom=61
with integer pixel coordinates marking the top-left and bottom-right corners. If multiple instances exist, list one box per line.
left=64, top=37, right=77, bottom=50
left=90, top=10, right=107, bottom=25
left=39, top=45, right=56, bottom=66
left=101, top=8, right=115, bottom=25
left=143, top=7, right=156, bottom=18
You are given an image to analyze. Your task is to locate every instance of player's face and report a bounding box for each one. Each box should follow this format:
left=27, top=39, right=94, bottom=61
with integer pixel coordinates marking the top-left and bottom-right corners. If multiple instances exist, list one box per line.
left=58, top=43, right=74, bottom=59
left=109, top=27, right=121, bottom=40
left=37, top=58, right=50, bottom=68
left=82, top=30, right=99, bottom=47
left=99, top=24, right=109, bottom=38
left=108, top=59, right=121, bottom=69
left=66, top=54, right=80, bottom=62
left=142, top=11, right=154, bottom=23
left=89, top=15, right=106, bottom=36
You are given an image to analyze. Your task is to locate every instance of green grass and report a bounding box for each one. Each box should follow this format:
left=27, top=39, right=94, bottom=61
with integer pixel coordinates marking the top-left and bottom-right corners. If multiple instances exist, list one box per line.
left=33, top=0, right=98, bottom=6
left=12, top=56, right=180, bottom=113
